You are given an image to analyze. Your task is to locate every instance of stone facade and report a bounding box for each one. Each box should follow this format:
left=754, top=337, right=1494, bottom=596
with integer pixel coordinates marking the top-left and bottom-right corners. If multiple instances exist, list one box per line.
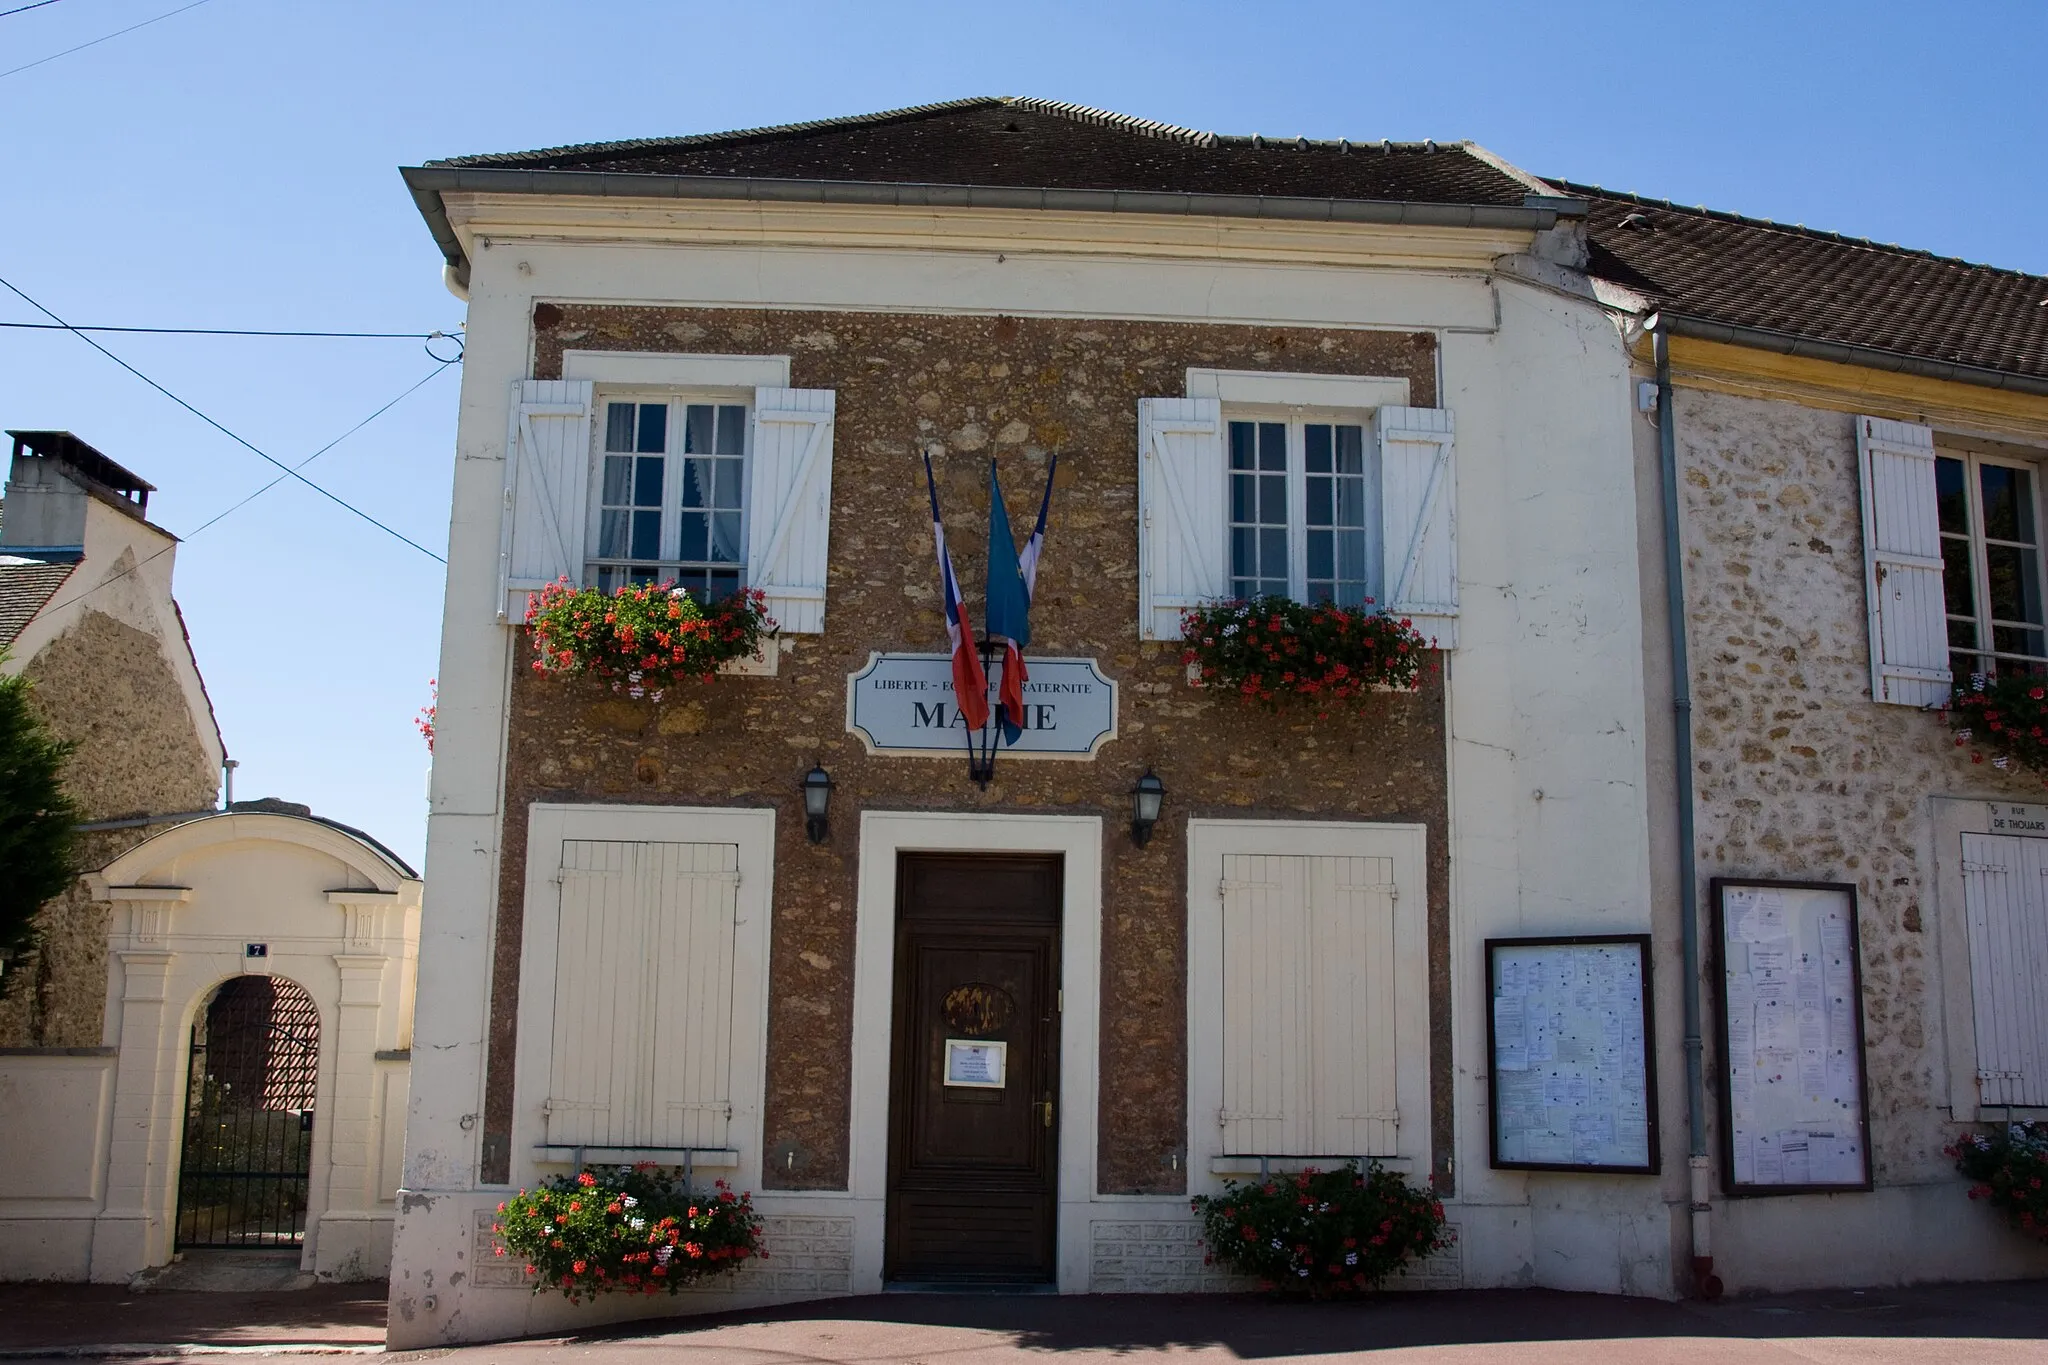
left=485, top=303, right=1454, bottom=1195
left=1673, top=386, right=2041, bottom=1182
left=0, top=608, right=219, bottom=1046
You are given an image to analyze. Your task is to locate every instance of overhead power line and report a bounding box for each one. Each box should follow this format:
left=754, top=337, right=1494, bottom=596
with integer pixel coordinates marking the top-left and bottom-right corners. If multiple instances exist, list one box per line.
left=0, top=0, right=213, bottom=81
left=0, top=321, right=457, bottom=340
left=26, top=358, right=459, bottom=622
left=0, top=271, right=448, bottom=564
left=0, top=1, right=68, bottom=19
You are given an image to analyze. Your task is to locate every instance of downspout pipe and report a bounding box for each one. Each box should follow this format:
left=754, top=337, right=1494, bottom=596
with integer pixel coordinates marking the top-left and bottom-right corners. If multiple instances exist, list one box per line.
left=1650, top=316, right=1722, bottom=1299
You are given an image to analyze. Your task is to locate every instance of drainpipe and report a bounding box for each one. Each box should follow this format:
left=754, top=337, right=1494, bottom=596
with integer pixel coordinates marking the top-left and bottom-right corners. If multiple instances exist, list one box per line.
left=1650, top=317, right=1721, bottom=1299
left=222, top=757, right=238, bottom=810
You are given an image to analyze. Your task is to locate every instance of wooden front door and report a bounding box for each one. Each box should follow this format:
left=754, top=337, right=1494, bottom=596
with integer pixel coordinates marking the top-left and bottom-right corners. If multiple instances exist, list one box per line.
left=886, top=854, right=1061, bottom=1284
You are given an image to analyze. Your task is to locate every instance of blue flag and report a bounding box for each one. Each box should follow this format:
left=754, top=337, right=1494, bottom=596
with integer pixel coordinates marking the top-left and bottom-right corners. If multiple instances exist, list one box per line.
left=985, top=461, right=1032, bottom=743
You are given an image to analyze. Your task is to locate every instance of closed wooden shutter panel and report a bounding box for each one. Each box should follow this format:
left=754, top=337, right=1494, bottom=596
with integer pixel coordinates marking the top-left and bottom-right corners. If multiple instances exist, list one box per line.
left=499, top=379, right=595, bottom=623
left=745, top=387, right=836, bottom=634
left=1961, top=833, right=2048, bottom=1107
left=1137, top=396, right=1226, bottom=641
left=546, top=840, right=740, bottom=1148
left=1375, top=406, right=1457, bottom=648
left=1856, top=414, right=1949, bottom=706
left=1219, top=853, right=1400, bottom=1156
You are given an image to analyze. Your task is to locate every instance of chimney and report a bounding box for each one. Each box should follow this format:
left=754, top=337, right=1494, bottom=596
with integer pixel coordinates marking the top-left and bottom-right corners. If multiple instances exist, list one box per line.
left=3, top=430, right=154, bottom=560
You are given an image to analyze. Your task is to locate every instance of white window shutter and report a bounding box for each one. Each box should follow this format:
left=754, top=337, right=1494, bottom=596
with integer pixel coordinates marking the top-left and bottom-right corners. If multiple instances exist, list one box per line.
left=499, top=379, right=595, bottom=623
left=1137, top=396, right=1226, bottom=641
left=1219, top=853, right=1400, bottom=1158
left=546, top=840, right=741, bottom=1149
left=745, top=387, right=836, bottom=635
left=1960, top=834, right=2048, bottom=1108
left=1375, top=406, right=1457, bottom=648
left=1856, top=414, right=1949, bottom=706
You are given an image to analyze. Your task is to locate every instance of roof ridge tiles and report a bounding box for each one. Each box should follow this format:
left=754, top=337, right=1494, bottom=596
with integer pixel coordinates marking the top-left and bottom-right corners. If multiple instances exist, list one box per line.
left=1000, top=96, right=1215, bottom=145
left=1555, top=179, right=2041, bottom=282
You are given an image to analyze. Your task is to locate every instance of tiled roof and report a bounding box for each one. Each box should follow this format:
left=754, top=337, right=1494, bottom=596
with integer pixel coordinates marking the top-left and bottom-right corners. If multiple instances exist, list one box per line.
left=1559, top=182, right=2048, bottom=383
left=0, top=555, right=75, bottom=650
left=427, top=96, right=1551, bottom=208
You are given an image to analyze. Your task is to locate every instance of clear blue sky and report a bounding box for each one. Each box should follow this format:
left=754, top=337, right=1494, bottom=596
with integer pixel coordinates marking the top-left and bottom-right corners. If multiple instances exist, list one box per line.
left=4, top=0, right=2043, bottom=869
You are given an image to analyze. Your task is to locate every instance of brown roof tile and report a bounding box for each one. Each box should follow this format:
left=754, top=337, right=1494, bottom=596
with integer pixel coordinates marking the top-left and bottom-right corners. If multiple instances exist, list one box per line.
left=1559, top=182, right=2048, bottom=382
left=0, top=557, right=75, bottom=651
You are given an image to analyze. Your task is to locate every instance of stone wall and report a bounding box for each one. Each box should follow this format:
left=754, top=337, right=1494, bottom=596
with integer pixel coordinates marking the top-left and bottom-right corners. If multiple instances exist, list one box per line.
left=1673, top=386, right=2038, bottom=1183
left=0, top=608, right=218, bottom=1046
left=487, top=304, right=1453, bottom=1194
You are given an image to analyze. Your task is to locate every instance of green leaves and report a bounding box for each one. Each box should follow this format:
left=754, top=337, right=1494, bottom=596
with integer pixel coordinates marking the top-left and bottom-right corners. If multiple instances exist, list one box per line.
left=1946, top=672, right=2048, bottom=782
left=1179, top=596, right=1433, bottom=709
left=1191, top=1161, right=1448, bottom=1294
left=1953, top=1122, right=2048, bottom=1243
left=495, top=1168, right=765, bottom=1303
left=0, top=657, right=79, bottom=988
left=526, top=581, right=774, bottom=700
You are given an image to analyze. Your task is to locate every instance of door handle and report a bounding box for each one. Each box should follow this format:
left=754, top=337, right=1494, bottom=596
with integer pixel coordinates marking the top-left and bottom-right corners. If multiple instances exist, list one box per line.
left=1039, top=1092, right=1054, bottom=1129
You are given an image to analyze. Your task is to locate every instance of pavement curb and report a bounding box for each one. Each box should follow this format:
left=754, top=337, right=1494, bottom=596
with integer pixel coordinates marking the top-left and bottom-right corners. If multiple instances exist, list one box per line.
left=0, top=1346, right=383, bottom=1359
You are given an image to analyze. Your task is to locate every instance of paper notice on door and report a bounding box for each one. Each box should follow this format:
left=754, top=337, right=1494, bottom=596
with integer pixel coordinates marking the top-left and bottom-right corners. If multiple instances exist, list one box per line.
left=943, top=1038, right=1007, bottom=1089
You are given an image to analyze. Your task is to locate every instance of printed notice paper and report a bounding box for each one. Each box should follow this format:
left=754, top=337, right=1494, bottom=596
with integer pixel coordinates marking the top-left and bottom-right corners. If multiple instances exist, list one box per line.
left=1489, top=939, right=1655, bottom=1172
left=943, top=1039, right=1006, bottom=1089
left=1717, top=882, right=1869, bottom=1191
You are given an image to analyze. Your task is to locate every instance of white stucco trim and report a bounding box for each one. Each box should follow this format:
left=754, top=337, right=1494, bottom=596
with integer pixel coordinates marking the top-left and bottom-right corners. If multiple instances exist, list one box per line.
left=1184, top=818, right=1431, bottom=1191
left=1184, top=368, right=1412, bottom=410
left=849, top=811, right=1102, bottom=1292
left=561, top=351, right=791, bottom=389
left=510, top=804, right=777, bottom=1192
left=91, top=813, right=416, bottom=896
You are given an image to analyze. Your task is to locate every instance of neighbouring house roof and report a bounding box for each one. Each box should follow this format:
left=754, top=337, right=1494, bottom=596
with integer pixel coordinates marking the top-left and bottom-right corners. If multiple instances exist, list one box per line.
left=0, top=554, right=76, bottom=651
left=1558, top=182, right=2048, bottom=391
left=403, top=96, right=1582, bottom=281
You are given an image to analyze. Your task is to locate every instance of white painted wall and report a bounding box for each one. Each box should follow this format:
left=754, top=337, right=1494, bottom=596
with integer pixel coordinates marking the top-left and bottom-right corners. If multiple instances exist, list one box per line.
left=393, top=203, right=1663, bottom=1345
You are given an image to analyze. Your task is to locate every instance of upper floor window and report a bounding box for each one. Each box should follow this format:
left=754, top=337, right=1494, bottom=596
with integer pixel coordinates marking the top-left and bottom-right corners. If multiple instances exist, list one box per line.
left=1939, top=450, right=2047, bottom=678
left=1227, top=417, right=1378, bottom=607
left=591, top=398, right=748, bottom=601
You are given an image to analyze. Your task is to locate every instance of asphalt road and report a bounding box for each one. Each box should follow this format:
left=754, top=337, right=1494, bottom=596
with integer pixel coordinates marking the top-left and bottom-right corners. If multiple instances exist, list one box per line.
left=7, top=1281, right=2047, bottom=1364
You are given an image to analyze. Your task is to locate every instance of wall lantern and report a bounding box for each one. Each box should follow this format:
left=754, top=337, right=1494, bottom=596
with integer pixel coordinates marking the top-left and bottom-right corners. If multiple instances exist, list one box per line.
left=801, top=765, right=835, bottom=844
left=1130, top=769, right=1166, bottom=847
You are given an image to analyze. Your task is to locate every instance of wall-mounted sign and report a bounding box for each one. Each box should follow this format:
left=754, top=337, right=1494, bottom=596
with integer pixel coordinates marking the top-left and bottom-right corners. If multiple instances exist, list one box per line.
left=1712, top=878, right=1872, bottom=1196
left=846, top=653, right=1117, bottom=758
left=944, top=1039, right=1006, bottom=1088
left=1486, top=934, right=1659, bottom=1174
left=1987, top=802, right=2048, bottom=837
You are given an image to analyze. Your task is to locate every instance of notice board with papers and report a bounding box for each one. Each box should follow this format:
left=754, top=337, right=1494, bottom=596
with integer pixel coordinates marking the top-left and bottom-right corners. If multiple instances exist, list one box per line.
left=1486, top=934, right=1659, bottom=1174
left=1712, top=879, right=1873, bottom=1195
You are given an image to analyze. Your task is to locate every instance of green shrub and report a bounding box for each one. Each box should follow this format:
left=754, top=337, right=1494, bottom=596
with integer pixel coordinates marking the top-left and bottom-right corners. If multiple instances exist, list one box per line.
left=1191, top=1161, right=1448, bottom=1294
left=1951, top=1122, right=2048, bottom=1242
left=494, top=1166, right=764, bottom=1302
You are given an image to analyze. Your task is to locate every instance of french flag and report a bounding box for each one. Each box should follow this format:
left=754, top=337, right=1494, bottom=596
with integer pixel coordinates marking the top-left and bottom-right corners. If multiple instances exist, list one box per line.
left=985, top=457, right=1056, bottom=744
left=924, top=454, right=990, bottom=732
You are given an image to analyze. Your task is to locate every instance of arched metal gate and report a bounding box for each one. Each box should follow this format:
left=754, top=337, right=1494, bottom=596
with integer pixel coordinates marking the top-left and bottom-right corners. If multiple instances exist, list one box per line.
left=175, top=976, right=321, bottom=1248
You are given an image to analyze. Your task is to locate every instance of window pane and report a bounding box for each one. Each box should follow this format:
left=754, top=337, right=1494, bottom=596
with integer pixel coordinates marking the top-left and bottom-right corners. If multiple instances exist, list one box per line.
left=1260, top=474, right=1286, bottom=524
left=1306, top=478, right=1333, bottom=527
left=681, top=458, right=709, bottom=509
left=598, top=510, right=630, bottom=559
left=1986, top=543, right=2043, bottom=624
left=632, top=455, right=663, bottom=507
left=606, top=403, right=636, bottom=453
left=1952, top=652, right=1983, bottom=683
left=602, top=454, right=631, bottom=505
left=1336, top=528, right=1367, bottom=582
left=1306, top=528, right=1334, bottom=581
left=630, top=509, right=661, bottom=560
left=635, top=403, right=667, bottom=454
left=678, top=514, right=708, bottom=562
left=684, top=404, right=714, bottom=455
left=1995, top=625, right=2047, bottom=659
left=1334, top=425, right=1364, bottom=476
left=1231, top=527, right=1258, bottom=583
left=1260, top=528, right=1287, bottom=580
left=1332, top=477, right=1366, bottom=529
left=1949, top=617, right=1979, bottom=650
left=710, top=512, right=743, bottom=563
left=1259, top=422, right=1286, bottom=471
left=1229, top=421, right=1258, bottom=471
left=716, top=406, right=746, bottom=456
left=1941, top=535, right=1975, bottom=617
left=714, top=459, right=743, bottom=509
left=1981, top=464, right=2036, bottom=543
left=1305, top=424, right=1332, bottom=474
left=1231, top=473, right=1257, bottom=524
left=1937, top=456, right=1968, bottom=536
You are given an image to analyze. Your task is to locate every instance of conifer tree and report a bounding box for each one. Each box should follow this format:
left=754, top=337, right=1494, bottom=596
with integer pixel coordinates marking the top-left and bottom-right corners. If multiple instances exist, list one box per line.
left=0, top=658, right=78, bottom=993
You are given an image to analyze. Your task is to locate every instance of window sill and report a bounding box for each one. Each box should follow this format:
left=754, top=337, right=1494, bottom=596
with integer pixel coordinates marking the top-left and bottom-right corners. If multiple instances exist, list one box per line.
left=533, top=1146, right=740, bottom=1168
left=1211, top=1154, right=1409, bottom=1176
